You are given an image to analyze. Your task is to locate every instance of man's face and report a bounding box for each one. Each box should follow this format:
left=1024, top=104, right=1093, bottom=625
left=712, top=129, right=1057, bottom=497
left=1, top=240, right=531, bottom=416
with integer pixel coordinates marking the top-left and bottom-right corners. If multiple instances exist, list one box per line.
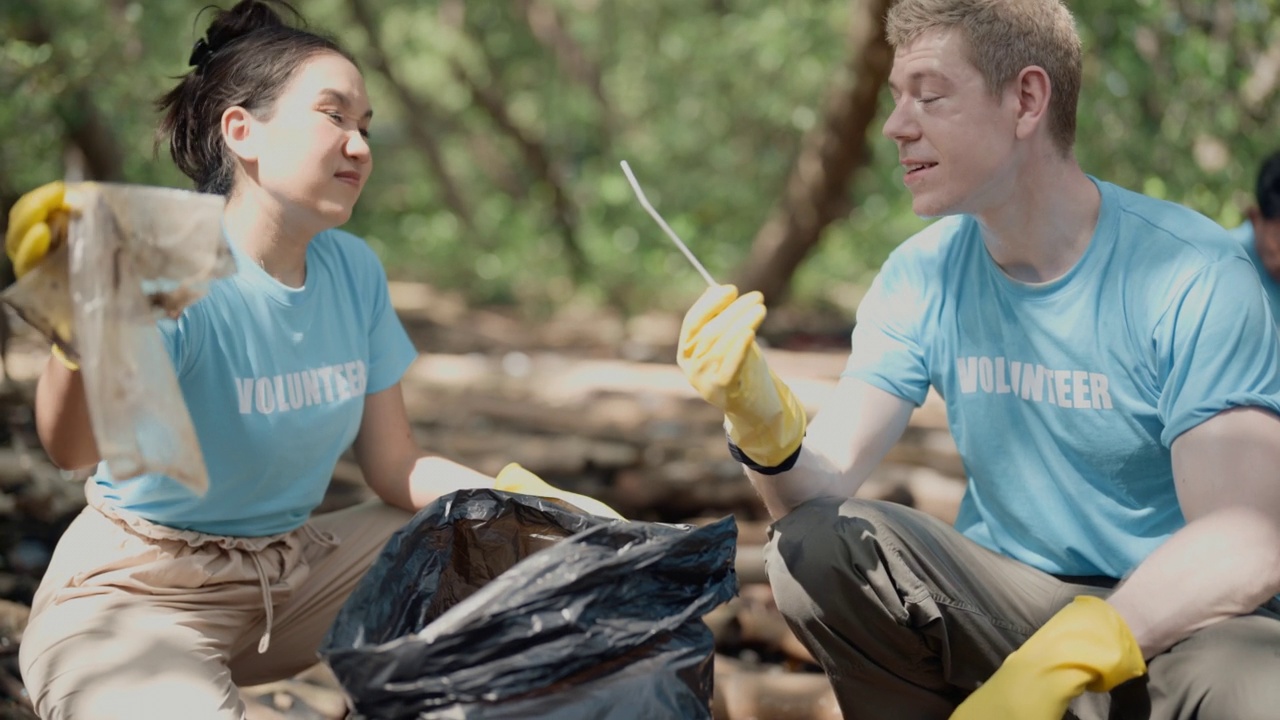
left=882, top=29, right=1021, bottom=218
left=1254, top=215, right=1280, bottom=283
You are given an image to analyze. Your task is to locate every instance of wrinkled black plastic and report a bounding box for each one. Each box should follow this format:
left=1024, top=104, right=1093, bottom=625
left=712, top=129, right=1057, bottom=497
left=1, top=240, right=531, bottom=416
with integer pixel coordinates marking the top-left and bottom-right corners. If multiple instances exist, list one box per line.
left=321, top=489, right=739, bottom=719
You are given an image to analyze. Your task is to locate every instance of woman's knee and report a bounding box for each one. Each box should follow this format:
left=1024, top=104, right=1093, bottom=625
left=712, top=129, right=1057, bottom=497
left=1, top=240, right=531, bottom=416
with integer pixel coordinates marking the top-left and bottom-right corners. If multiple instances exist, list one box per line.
left=21, top=600, right=243, bottom=720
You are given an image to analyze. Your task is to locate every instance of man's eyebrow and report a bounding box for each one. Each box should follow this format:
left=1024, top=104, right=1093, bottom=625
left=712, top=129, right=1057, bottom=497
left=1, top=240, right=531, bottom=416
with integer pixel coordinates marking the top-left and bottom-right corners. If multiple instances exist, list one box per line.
left=888, top=69, right=947, bottom=93
left=318, top=88, right=374, bottom=120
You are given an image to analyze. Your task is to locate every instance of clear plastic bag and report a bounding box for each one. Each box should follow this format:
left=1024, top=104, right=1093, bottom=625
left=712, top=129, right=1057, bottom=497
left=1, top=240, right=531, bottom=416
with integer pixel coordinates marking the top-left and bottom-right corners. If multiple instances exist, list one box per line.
left=1, top=183, right=233, bottom=494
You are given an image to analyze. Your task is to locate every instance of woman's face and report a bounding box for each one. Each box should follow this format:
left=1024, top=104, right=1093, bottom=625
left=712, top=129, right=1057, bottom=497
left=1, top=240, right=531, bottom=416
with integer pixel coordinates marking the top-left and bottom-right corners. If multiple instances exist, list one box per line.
left=241, top=52, right=373, bottom=230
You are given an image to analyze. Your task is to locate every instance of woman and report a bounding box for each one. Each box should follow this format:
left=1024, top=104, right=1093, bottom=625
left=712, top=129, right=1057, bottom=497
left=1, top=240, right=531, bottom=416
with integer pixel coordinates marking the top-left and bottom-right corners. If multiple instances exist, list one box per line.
left=11, top=2, right=618, bottom=718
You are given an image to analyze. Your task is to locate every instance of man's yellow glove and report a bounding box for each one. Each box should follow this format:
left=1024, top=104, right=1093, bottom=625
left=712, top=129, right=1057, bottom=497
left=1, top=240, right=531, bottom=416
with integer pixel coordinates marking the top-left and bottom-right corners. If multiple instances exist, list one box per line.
left=494, top=462, right=624, bottom=520
left=677, top=284, right=806, bottom=468
left=950, top=596, right=1147, bottom=720
left=6, top=180, right=71, bottom=278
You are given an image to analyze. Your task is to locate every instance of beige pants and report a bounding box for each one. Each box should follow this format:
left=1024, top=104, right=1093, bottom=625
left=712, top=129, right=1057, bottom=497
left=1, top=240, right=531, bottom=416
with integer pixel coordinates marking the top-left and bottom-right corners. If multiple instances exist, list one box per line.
left=19, top=491, right=412, bottom=720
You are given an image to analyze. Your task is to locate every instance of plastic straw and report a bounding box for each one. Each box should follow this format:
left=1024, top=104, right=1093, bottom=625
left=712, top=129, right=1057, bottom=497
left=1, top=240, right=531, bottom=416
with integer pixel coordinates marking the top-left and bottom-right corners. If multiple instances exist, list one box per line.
left=619, top=160, right=717, bottom=287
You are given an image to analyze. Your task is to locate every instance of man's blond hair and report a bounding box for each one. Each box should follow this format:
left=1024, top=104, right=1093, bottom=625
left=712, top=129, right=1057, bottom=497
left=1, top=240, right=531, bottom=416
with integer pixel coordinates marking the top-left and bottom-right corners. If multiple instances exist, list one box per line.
left=886, top=0, right=1082, bottom=155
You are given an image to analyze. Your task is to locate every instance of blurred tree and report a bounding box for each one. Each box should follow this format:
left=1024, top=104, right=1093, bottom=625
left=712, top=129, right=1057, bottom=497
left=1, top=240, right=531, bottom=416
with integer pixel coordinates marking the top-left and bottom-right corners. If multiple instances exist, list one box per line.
left=2, top=0, right=1279, bottom=318
left=732, top=0, right=893, bottom=304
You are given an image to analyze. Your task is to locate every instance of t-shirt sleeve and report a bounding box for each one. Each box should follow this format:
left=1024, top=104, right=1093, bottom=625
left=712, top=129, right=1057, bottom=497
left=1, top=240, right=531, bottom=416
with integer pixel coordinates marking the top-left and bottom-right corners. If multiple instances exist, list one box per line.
left=1156, top=256, right=1280, bottom=445
left=841, top=253, right=932, bottom=406
left=156, top=303, right=204, bottom=378
left=361, top=253, right=418, bottom=395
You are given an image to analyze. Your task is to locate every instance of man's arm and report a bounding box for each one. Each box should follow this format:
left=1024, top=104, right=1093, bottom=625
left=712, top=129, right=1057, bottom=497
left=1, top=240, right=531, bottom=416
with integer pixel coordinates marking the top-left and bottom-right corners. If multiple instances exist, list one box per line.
left=745, top=376, right=916, bottom=519
left=1106, top=406, right=1280, bottom=657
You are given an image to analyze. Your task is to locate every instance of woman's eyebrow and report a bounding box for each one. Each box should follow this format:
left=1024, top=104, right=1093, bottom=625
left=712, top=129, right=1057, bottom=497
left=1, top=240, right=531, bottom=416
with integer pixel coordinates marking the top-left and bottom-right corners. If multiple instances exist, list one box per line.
left=317, top=88, right=374, bottom=120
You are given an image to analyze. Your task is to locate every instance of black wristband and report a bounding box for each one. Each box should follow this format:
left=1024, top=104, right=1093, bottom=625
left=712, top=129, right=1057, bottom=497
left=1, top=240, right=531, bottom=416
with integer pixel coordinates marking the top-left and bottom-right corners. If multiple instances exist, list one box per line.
left=727, top=438, right=802, bottom=475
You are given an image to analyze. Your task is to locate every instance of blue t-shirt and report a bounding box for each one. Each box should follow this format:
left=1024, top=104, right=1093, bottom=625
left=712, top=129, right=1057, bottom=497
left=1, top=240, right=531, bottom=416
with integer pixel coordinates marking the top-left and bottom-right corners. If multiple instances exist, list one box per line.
left=1228, top=221, right=1280, bottom=325
left=90, top=229, right=418, bottom=536
left=844, top=179, right=1280, bottom=578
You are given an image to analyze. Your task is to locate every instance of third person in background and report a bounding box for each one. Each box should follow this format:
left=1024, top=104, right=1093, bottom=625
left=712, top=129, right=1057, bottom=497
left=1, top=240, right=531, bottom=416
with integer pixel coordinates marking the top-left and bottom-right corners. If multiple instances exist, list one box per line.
left=1231, top=148, right=1280, bottom=323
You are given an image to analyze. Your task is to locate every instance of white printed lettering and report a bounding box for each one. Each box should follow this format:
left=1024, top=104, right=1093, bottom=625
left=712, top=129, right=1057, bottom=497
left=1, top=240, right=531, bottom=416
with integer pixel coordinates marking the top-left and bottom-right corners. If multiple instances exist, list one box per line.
left=955, top=355, right=1112, bottom=412
left=1090, top=373, right=1113, bottom=409
left=255, top=377, right=275, bottom=414
left=1071, top=371, right=1090, bottom=409
left=995, top=358, right=1011, bottom=394
left=957, top=357, right=979, bottom=394
left=273, top=376, right=290, bottom=413
left=286, top=372, right=305, bottom=410
left=978, top=356, right=994, bottom=393
left=236, top=378, right=254, bottom=414
left=317, top=366, right=336, bottom=402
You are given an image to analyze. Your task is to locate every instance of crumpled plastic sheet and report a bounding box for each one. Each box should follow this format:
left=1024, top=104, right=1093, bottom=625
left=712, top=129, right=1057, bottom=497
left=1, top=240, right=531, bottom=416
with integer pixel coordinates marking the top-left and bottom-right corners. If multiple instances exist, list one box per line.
left=1, top=183, right=233, bottom=494
left=322, top=489, right=740, bottom=720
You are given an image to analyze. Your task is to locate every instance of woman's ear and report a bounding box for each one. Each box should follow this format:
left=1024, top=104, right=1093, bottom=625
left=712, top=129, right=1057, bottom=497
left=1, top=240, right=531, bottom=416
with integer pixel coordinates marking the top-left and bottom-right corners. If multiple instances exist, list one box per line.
left=221, top=106, right=259, bottom=162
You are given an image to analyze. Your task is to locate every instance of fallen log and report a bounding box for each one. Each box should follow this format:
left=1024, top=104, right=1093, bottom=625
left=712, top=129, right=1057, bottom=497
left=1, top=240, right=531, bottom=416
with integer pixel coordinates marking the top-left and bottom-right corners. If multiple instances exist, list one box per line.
left=713, top=655, right=841, bottom=720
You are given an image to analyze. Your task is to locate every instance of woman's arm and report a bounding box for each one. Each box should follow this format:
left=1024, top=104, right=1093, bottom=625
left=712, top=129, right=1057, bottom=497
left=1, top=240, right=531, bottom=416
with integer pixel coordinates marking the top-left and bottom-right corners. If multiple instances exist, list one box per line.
left=352, top=382, right=494, bottom=512
left=34, top=355, right=100, bottom=470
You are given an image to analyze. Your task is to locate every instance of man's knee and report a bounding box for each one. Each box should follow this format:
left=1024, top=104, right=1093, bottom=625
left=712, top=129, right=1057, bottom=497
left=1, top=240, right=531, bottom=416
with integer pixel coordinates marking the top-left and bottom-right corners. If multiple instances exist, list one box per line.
left=1148, top=614, right=1280, bottom=720
left=763, top=497, right=898, bottom=616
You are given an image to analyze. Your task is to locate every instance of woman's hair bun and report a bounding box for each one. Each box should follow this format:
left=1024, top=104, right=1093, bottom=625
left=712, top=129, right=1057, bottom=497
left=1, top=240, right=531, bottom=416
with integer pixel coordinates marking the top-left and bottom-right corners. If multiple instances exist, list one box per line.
left=189, top=1, right=298, bottom=69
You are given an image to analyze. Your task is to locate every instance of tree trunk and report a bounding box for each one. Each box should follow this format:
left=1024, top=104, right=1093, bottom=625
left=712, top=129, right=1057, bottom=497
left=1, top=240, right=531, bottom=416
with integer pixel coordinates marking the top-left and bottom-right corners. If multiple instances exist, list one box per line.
left=55, top=89, right=124, bottom=182
left=345, top=0, right=478, bottom=236
left=441, top=0, right=590, bottom=283
left=448, top=57, right=589, bottom=282
left=513, top=0, right=618, bottom=141
left=12, top=7, right=125, bottom=183
left=733, top=0, right=893, bottom=304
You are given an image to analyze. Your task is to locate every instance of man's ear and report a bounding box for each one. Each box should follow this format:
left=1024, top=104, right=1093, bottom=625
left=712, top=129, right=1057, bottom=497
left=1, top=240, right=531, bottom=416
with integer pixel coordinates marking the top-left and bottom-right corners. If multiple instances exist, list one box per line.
left=1012, top=66, right=1051, bottom=142
left=221, top=106, right=259, bottom=162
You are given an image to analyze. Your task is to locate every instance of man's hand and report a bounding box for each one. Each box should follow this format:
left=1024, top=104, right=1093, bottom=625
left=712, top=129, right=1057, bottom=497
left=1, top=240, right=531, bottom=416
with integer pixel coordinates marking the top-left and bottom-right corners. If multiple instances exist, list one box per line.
left=951, top=596, right=1147, bottom=720
left=677, top=284, right=806, bottom=467
left=6, top=181, right=71, bottom=278
left=494, top=462, right=624, bottom=520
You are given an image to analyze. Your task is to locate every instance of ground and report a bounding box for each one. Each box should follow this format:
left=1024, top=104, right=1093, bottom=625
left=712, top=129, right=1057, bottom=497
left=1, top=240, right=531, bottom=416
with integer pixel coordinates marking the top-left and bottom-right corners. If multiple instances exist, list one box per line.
left=0, top=281, right=965, bottom=719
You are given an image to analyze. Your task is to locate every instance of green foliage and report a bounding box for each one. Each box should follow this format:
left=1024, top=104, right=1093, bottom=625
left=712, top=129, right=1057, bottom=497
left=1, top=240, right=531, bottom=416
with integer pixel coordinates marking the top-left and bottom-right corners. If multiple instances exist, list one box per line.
left=3, top=0, right=1279, bottom=318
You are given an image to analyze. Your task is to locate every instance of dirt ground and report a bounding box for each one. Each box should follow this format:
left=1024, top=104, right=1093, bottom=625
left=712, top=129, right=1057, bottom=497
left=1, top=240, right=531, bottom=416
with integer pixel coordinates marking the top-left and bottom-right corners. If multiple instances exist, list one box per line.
left=0, top=281, right=965, bottom=719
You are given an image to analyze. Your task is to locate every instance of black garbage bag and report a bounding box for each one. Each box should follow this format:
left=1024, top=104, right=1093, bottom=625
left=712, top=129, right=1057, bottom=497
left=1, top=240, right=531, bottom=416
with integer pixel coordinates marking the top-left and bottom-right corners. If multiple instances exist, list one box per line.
left=320, top=488, right=739, bottom=720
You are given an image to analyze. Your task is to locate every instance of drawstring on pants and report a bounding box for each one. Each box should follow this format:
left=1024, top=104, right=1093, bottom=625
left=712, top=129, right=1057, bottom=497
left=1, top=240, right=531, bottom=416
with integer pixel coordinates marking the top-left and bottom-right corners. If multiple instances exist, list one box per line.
left=249, top=552, right=273, bottom=654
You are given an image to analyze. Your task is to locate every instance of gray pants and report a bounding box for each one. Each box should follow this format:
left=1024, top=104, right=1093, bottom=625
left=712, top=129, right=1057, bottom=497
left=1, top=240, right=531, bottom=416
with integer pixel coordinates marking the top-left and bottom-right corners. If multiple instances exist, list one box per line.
left=763, top=497, right=1280, bottom=720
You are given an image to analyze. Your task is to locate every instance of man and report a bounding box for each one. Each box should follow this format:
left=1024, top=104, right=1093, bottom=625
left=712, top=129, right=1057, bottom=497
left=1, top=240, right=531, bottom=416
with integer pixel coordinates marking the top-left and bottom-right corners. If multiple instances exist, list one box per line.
left=1232, top=150, right=1280, bottom=323
left=677, top=1, right=1280, bottom=718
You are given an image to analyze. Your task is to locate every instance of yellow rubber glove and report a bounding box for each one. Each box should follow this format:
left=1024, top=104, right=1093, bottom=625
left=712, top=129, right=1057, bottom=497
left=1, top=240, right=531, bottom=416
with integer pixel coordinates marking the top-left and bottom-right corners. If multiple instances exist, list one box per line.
left=494, top=462, right=624, bottom=520
left=677, top=284, right=806, bottom=468
left=951, top=596, right=1147, bottom=720
left=6, top=180, right=71, bottom=278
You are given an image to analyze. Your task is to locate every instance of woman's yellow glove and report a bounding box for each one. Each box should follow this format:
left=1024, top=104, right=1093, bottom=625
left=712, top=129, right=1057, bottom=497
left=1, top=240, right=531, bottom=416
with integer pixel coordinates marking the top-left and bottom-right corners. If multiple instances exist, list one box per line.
left=677, top=284, right=806, bottom=468
left=494, top=462, right=624, bottom=520
left=6, top=180, right=71, bottom=278
left=950, top=596, right=1147, bottom=720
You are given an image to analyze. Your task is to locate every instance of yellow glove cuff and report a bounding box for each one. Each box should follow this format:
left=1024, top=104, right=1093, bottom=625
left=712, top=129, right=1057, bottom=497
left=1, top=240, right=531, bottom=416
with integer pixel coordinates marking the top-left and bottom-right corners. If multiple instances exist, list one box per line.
left=950, top=596, right=1146, bottom=720
left=494, top=463, right=624, bottom=520
left=1054, top=596, right=1147, bottom=692
left=51, top=344, right=79, bottom=372
left=723, top=345, right=808, bottom=467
